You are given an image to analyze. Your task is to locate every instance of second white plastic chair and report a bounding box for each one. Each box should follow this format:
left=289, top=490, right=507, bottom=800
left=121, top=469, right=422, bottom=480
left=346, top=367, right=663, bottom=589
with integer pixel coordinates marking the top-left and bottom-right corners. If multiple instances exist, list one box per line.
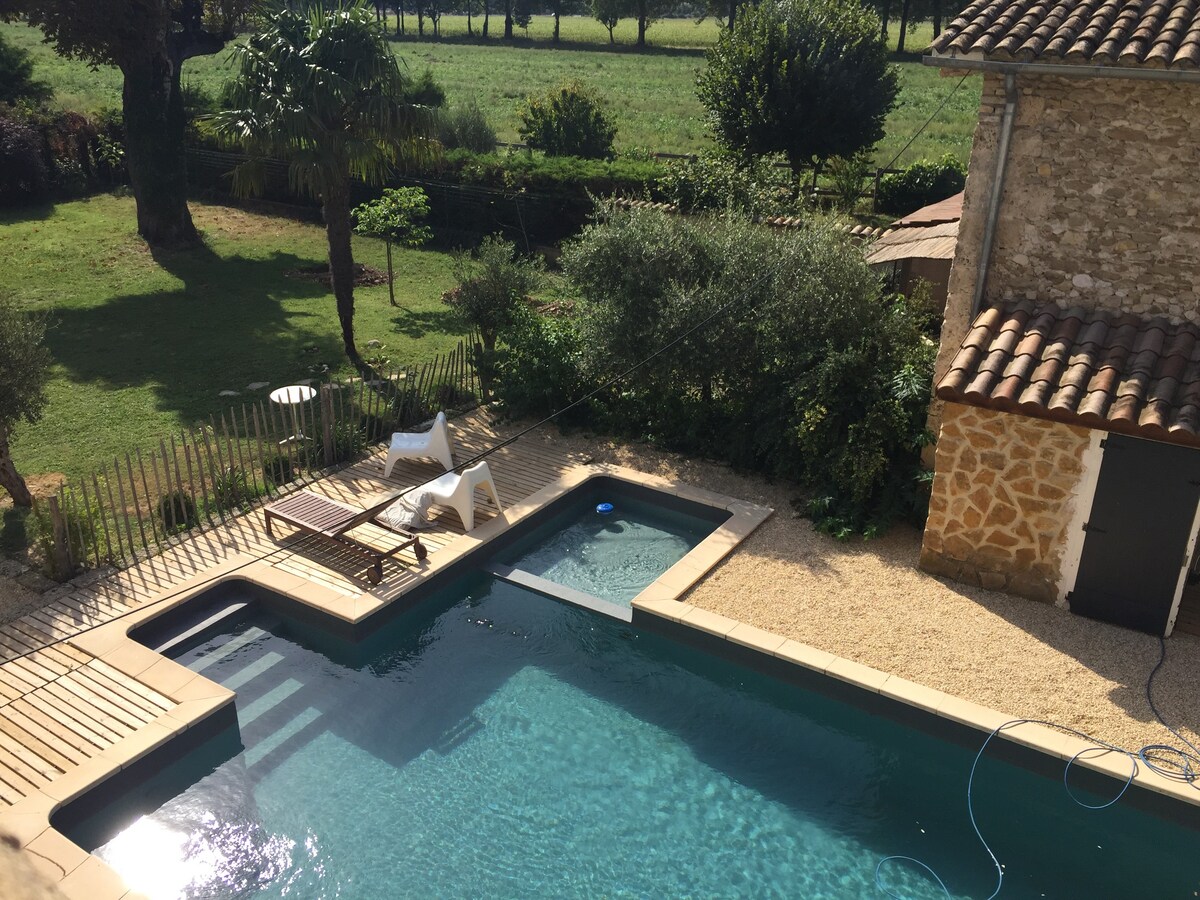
left=383, top=411, right=454, bottom=477
left=419, top=460, right=501, bottom=532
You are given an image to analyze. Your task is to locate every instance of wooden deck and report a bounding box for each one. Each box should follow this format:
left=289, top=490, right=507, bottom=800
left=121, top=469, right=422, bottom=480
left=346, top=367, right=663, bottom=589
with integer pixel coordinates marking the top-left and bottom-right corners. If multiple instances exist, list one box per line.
left=0, top=409, right=588, bottom=816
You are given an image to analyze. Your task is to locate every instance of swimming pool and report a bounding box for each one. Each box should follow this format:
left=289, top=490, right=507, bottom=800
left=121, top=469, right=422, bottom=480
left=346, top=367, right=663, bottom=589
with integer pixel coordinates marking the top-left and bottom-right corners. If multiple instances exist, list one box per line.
left=58, top=575, right=1200, bottom=899
left=489, top=478, right=727, bottom=615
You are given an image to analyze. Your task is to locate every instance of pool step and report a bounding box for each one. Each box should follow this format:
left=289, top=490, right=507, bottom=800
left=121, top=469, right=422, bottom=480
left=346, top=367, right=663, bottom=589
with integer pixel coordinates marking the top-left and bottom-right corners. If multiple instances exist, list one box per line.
left=189, top=623, right=277, bottom=675
left=484, top=564, right=633, bottom=622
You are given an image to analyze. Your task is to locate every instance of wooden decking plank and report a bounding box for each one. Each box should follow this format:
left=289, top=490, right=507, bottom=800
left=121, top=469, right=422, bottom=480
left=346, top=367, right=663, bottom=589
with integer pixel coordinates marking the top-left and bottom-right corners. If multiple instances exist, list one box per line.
left=37, top=683, right=126, bottom=744
left=0, top=707, right=87, bottom=769
left=11, top=698, right=104, bottom=757
left=55, top=675, right=150, bottom=732
left=0, top=746, right=46, bottom=796
left=0, top=726, right=61, bottom=783
left=83, top=662, right=171, bottom=717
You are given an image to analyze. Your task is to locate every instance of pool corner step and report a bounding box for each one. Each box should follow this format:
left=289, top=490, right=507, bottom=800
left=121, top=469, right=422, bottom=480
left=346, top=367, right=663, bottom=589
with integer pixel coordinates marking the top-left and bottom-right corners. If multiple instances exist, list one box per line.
left=485, top=564, right=633, bottom=622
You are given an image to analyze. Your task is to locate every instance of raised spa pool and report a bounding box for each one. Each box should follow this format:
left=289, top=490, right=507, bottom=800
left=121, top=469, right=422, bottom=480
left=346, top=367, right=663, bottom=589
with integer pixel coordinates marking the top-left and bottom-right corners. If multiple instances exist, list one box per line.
left=491, top=481, right=726, bottom=610
left=58, top=576, right=1200, bottom=899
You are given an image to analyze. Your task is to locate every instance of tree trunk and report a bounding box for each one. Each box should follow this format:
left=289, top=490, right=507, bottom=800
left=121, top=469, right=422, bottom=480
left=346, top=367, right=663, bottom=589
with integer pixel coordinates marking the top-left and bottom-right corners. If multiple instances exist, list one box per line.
left=398, top=1, right=404, bottom=35
left=637, top=5, right=647, bottom=45
left=553, top=9, right=560, bottom=42
left=932, top=0, right=943, bottom=37
left=386, top=241, right=397, bottom=307
left=121, top=58, right=199, bottom=248
left=897, top=0, right=912, bottom=52
left=504, top=0, right=513, bottom=39
left=323, top=181, right=365, bottom=371
left=607, top=23, right=614, bottom=43
left=468, top=8, right=473, bottom=35
left=0, top=421, right=32, bottom=508
left=483, top=0, right=489, bottom=37
left=728, top=0, right=737, bottom=28
left=879, top=0, right=891, bottom=40
left=418, top=7, right=424, bottom=36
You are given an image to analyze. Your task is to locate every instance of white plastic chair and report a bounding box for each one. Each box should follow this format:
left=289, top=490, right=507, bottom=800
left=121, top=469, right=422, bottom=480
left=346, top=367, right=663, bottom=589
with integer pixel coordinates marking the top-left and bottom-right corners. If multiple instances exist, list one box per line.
left=383, top=411, right=454, bottom=477
left=419, top=461, right=501, bottom=531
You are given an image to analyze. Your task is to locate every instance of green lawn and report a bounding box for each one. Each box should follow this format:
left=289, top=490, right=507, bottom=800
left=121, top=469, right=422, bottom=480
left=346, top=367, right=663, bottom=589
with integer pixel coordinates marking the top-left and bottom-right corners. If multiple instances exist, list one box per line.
left=0, top=194, right=464, bottom=479
left=3, top=18, right=979, bottom=164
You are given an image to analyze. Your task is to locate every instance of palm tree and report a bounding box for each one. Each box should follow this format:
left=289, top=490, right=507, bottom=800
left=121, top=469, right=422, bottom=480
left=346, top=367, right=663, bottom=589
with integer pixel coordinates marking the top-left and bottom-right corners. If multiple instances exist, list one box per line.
left=213, top=0, right=432, bottom=370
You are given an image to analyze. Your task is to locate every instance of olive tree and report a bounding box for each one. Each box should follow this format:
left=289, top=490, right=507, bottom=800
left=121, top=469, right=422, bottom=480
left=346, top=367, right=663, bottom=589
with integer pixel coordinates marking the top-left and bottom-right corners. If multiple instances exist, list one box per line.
left=697, top=0, right=898, bottom=178
left=0, top=297, right=51, bottom=508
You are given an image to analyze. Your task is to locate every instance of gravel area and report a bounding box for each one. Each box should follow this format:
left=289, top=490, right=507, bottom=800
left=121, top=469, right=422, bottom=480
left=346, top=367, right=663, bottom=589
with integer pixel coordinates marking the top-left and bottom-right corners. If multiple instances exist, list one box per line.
left=533, top=427, right=1200, bottom=756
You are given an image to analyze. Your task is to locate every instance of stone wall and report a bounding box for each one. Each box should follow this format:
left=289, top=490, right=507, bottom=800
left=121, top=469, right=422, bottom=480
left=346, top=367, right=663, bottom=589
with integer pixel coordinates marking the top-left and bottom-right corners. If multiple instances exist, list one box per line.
left=935, top=71, right=1200, bottom=381
left=920, top=402, right=1091, bottom=601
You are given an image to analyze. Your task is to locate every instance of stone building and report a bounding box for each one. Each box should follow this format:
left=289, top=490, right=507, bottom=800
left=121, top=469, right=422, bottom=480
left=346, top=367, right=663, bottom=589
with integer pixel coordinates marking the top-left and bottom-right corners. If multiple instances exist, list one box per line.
left=918, top=0, right=1200, bottom=636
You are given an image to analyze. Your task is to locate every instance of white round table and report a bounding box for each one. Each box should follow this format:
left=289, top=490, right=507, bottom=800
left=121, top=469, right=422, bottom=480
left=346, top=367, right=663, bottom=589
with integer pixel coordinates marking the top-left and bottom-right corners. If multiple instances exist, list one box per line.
left=269, top=384, right=317, bottom=442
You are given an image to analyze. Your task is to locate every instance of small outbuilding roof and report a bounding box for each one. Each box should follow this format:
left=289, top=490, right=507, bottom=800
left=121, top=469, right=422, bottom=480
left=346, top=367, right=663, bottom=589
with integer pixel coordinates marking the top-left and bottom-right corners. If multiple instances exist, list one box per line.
left=938, top=299, right=1200, bottom=446
left=867, top=221, right=959, bottom=264
left=930, top=0, right=1200, bottom=69
left=866, top=192, right=963, bottom=265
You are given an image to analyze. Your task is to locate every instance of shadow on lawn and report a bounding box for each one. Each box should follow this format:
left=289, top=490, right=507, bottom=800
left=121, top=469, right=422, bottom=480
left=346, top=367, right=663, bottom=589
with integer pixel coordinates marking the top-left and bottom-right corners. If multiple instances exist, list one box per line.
left=389, top=306, right=464, bottom=339
left=48, top=239, right=345, bottom=423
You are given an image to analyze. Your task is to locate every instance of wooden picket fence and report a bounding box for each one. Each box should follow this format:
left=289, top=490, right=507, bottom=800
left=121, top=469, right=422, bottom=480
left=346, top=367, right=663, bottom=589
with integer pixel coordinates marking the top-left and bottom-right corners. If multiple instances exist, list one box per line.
left=38, top=340, right=480, bottom=577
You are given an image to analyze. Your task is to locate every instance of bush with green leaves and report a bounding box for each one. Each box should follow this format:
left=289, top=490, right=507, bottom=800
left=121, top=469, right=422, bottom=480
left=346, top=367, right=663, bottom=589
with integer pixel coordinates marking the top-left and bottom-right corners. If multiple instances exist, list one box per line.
left=0, top=113, right=49, bottom=206
left=435, top=101, right=498, bottom=154
left=208, top=465, right=259, bottom=513
left=553, top=204, right=934, bottom=535
left=697, top=0, right=897, bottom=177
left=492, top=305, right=587, bottom=421
left=657, top=152, right=789, bottom=216
left=262, top=452, right=297, bottom=488
left=876, top=154, right=966, bottom=216
left=353, top=187, right=433, bottom=306
left=0, top=32, right=52, bottom=106
left=156, top=490, right=199, bottom=533
left=517, top=82, right=617, bottom=160
left=444, top=235, right=543, bottom=354
left=825, top=152, right=873, bottom=211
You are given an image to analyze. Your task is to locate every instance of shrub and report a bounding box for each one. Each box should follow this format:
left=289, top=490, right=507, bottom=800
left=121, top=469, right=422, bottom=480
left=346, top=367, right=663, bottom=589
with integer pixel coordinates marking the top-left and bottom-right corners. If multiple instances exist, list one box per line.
left=359, top=413, right=393, bottom=443
left=209, top=466, right=257, bottom=512
left=156, top=490, right=199, bottom=533
left=517, top=82, right=617, bottom=160
left=0, top=113, right=49, bottom=205
left=262, top=452, right=297, bottom=487
left=492, top=305, right=586, bottom=421
left=658, top=151, right=789, bottom=216
left=825, top=152, right=873, bottom=211
left=697, top=0, right=897, bottom=176
left=876, top=154, right=966, bottom=216
left=321, top=421, right=366, bottom=466
left=0, top=33, right=52, bottom=106
left=402, top=69, right=447, bottom=108
left=443, top=235, right=543, bottom=354
left=557, top=203, right=935, bottom=535
left=435, top=101, right=498, bottom=154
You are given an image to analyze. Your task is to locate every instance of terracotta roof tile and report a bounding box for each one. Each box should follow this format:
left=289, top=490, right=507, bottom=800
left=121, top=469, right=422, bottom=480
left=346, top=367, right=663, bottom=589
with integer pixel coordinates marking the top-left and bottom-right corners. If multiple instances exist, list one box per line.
left=931, top=0, right=1200, bottom=69
left=937, top=300, right=1200, bottom=446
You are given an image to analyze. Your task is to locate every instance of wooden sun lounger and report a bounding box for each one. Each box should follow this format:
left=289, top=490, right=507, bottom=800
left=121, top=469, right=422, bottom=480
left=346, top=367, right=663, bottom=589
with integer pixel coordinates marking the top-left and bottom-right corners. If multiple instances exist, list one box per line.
left=264, top=489, right=428, bottom=584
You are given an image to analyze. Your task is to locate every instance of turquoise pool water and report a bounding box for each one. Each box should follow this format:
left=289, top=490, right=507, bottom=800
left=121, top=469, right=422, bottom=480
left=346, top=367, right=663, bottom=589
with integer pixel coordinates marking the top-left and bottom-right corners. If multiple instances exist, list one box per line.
left=497, top=490, right=720, bottom=605
left=68, top=577, right=1199, bottom=899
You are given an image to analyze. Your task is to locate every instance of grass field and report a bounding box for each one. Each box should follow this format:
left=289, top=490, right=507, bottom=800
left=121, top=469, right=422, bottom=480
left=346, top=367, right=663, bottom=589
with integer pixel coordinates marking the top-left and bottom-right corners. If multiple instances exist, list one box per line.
left=0, top=194, right=464, bottom=479
left=2, top=18, right=979, bottom=165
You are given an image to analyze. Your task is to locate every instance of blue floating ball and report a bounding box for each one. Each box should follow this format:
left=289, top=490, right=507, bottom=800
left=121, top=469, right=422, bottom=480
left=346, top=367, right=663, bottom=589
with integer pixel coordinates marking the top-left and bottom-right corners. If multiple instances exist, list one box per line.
left=596, top=502, right=614, bottom=516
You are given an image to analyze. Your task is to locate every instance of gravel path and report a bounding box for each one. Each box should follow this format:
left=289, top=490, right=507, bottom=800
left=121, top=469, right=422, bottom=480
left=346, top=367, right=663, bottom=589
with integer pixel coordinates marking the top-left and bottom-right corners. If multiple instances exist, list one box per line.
left=534, top=427, right=1200, bottom=756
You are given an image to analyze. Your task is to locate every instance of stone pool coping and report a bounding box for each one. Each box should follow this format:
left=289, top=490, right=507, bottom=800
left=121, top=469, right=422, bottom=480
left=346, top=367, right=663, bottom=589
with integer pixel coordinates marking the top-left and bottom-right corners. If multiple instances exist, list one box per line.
left=6, top=462, right=1199, bottom=899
